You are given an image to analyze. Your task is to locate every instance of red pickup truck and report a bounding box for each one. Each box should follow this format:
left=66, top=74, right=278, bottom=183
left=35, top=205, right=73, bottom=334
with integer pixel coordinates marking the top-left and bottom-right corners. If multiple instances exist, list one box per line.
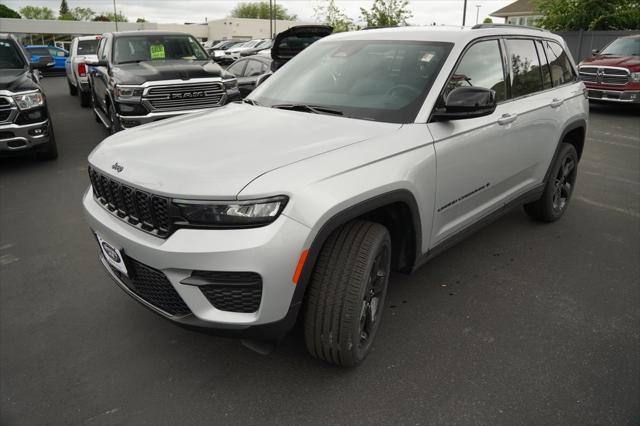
left=578, top=34, right=640, bottom=104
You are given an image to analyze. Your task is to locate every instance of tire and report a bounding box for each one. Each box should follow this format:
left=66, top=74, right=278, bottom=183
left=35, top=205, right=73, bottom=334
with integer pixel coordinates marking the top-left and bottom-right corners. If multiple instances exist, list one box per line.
left=107, top=103, right=121, bottom=134
left=36, top=126, right=58, bottom=161
left=67, top=78, right=78, bottom=96
left=80, top=90, right=90, bottom=107
left=524, top=143, right=578, bottom=222
left=304, top=220, right=391, bottom=367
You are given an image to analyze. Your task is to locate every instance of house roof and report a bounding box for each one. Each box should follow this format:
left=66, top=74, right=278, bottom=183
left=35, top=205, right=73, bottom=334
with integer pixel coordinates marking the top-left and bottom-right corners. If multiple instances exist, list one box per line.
left=490, top=0, right=537, bottom=17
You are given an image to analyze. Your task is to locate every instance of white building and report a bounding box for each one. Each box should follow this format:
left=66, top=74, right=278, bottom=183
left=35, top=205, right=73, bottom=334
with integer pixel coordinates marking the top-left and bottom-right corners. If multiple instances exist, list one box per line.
left=0, top=17, right=311, bottom=49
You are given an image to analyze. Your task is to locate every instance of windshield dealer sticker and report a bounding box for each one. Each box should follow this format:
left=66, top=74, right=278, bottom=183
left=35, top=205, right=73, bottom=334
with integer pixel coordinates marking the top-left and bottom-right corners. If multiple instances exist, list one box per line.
left=150, top=44, right=166, bottom=60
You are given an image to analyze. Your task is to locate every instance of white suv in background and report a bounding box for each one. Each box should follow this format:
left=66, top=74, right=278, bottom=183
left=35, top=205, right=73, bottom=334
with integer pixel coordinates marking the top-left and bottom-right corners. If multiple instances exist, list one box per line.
left=65, top=35, right=101, bottom=107
left=84, top=25, right=588, bottom=367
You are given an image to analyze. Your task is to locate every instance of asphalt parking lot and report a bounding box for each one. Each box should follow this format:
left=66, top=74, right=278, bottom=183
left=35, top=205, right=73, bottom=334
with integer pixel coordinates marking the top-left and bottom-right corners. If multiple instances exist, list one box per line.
left=1, top=76, right=639, bottom=424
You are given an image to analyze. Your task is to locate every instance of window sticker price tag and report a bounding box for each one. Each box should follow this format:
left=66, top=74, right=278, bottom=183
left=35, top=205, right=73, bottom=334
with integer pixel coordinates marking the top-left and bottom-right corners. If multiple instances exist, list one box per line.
left=150, top=44, right=165, bottom=60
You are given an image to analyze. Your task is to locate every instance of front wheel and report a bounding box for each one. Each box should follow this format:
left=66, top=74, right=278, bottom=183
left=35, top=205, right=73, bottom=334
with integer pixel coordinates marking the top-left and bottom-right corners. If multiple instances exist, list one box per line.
left=524, top=143, right=578, bottom=222
left=107, top=103, right=121, bottom=134
left=304, top=220, right=391, bottom=367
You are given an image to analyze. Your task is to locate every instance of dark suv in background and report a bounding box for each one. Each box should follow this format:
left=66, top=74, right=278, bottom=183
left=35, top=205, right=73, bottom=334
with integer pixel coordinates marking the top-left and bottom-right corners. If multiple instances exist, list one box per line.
left=87, top=31, right=241, bottom=133
left=0, top=33, right=58, bottom=160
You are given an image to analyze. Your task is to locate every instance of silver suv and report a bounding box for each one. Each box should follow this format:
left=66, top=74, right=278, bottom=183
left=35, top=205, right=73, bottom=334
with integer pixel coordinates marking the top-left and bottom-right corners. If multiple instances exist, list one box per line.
left=84, top=25, right=588, bottom=367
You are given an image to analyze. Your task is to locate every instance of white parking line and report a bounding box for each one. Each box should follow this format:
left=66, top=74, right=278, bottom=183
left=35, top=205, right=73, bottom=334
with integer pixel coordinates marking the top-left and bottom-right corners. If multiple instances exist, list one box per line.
left=575, top=196, right=640, bottom=218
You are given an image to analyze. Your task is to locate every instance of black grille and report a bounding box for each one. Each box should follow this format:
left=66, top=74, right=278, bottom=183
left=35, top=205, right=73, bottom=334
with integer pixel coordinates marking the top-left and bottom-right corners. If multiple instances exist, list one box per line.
left=111, top=256, right=191, bottom=316
left=0, top=110, right=11, bottom=122
left=89, top=167, right=171, bottom=237
left=195, top=271, right=263, bottom=313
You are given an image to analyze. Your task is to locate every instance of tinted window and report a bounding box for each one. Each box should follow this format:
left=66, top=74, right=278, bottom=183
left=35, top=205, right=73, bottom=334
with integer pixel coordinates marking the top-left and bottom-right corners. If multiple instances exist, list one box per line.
left=536, top=40, right=553, bottom=90
left=446, top=39, right=506, bottom=102
left=0, top=40, right=26, bottom=69
left=506, top=39, right=544, bottom=98
left=543, top=40, right=575, bottom=86
left=113, top=35, right=208, bottom=64
left=244, top=59, right=265, bottom=77
left=252, top=40, right=453, bottom=123
left=227, top=60, right=246, bottom=76
left=78, top=39, right=100, bottom=55
left=601, top=37, right=640, bottom=56
left=48, top=48, right=66, bottom=57
left=28, top=47, right=50, bottom=56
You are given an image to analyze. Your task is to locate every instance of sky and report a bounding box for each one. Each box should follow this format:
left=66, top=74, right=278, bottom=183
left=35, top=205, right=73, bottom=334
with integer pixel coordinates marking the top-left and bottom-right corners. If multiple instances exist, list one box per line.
left=3, top=0, right=513, bottom=26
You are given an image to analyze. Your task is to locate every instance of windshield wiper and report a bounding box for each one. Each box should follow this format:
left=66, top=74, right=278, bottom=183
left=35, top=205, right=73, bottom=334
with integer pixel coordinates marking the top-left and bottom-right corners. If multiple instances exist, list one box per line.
left=116, top=59, right=149, bottom=65
left=242, top=98, right=262, bottom=106
left=271, top=103, right=344, bottom=116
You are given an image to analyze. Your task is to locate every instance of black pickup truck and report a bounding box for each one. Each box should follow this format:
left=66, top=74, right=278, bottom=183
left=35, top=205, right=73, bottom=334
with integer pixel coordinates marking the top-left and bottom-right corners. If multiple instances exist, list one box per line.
left=87, top=31, right=241, bottom=133
left=0, top=33, right=58, bottom=160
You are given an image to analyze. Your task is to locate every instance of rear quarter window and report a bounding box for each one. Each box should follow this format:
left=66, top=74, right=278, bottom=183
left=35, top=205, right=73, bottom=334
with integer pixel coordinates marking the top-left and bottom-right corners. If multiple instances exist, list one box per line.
left=543, top=40, right=575, bottom=86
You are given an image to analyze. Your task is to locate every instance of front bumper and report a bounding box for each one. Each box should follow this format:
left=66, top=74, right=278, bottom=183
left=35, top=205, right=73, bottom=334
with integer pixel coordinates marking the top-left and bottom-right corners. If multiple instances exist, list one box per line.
left=83, top=189, right=311, bottom=338
left=587, top=89, right=640, bottom=103
left=0, top=120, right=51, bottom=153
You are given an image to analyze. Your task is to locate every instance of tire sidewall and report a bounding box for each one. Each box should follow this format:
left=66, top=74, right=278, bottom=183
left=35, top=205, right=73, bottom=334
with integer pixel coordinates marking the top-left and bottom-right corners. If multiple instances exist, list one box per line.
left=543, top=144, right=578, bottom=220
left=350, top=230, right=392, bottom=364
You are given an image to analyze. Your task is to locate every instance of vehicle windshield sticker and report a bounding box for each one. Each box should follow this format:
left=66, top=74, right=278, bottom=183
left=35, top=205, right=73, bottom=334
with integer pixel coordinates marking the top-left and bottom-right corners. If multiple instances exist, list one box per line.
left=150, top=44, right=165, bottom=60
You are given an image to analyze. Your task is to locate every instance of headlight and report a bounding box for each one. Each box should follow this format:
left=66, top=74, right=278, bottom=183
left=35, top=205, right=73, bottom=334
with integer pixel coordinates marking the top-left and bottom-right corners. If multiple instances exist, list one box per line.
left=114, top=85, right=143, bottom=101
left=174, top=196, right=288, bottom=227
left=13, top=91, right=44, bottom=110
left=631, top=72, right=640, bottom=83
left=214, top=51, right=224, bottom=57
left=223, top=78, right=238, bottom=91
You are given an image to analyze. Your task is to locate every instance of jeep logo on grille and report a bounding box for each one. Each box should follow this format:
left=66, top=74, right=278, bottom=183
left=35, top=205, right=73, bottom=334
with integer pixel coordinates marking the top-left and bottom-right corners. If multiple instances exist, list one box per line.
left=171, top=91, right=205, bottom=99
left=112, top=162, right=124, bottom=173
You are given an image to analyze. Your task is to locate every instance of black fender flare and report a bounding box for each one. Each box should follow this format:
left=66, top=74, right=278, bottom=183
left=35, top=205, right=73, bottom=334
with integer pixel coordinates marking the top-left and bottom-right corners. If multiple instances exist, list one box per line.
left=543, top=118, right=587, bottom=186
left=291, top=189, right=422, bottom=309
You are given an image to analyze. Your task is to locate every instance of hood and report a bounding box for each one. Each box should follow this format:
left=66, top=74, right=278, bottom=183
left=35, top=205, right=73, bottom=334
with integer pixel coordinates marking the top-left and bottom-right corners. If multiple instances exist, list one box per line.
left=88, top=102, right=400, bottom=198
left=0, top=68, right=38, bottom=92
left=111, top=60, right=226, bottom=85
left=580, top=55, right=640, bottom=69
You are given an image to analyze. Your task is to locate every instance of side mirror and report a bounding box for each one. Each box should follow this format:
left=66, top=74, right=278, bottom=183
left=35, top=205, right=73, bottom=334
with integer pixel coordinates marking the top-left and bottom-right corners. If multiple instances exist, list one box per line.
left=30, top=55, right=55, bottom=70
left=431, top=87, right=496, bottom=121
left=591, top=48, right=599, bottom=55
left=85, top=58, right=108, bottom=67
left=255, top=72, right=272, bottom=87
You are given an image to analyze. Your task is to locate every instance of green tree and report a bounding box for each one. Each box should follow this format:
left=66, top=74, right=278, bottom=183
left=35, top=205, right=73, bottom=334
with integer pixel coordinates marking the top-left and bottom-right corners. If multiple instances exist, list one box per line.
left=314, top=0, right=353, bottom=32
left=483, top=17, right=493, bottom=23
left=59, top=0, right=70, bottom=16
left=103, top=11, right=129, bottom=22
left=93, top=15, right=110, bottom=22
left=360, top=0, right=412, bottom=27
left=0, top=4, right=21, bottom=18
left=535, top=0, right=640, bottom=30
left=136, top=17, right=147, bottom=23
left=19, top=6, right=55, bottom=19
left=230, top=2, right=297, bottom=20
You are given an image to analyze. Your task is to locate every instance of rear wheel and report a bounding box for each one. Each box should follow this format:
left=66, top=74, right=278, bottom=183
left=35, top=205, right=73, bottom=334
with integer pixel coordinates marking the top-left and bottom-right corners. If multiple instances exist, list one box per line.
left=524, top=143, right=578, bottom=222
left=304, top=220, right=391, bottom=367
left=67, top=78, right=77, bottom=96
left=80, top=90, right=90, bottom=107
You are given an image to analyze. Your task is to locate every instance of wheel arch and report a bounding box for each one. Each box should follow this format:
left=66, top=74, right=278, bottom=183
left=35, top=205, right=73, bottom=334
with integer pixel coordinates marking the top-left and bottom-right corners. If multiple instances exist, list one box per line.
left=544, top=118, right=587, bottom=185
left=291, top=189, right=422, bottom=308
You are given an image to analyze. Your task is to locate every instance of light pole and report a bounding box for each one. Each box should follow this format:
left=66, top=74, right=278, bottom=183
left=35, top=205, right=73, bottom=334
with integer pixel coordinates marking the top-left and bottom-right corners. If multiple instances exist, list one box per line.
left=462, top=0, right=468, bottom=26
left=113, top=0, right=119, bottom=31
left=475, top=4, right=481, bottom=24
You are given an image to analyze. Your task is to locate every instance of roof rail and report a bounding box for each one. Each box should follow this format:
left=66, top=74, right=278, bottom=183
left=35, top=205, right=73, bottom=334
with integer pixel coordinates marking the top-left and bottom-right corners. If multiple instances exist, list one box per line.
left=471, top=23, right=547, bottom=32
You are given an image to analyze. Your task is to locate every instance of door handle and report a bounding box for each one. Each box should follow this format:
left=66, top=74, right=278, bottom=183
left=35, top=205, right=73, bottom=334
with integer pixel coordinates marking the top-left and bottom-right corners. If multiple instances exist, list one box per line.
left=497, top=113, right=518, bottom=125
left=550, top=98, right=564, bottom=108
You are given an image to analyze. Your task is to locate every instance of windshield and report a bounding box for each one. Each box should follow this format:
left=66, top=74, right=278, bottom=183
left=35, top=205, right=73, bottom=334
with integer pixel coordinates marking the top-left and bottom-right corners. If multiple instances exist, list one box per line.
left=0, top=39, right=26, bottom=69
left=601, top=37, right=640, bottom=56
left=113, top=34, right=209, bottom=64
left=251, top=40, right=453, bottom=123
left=78, top=39, right=99, bottom=55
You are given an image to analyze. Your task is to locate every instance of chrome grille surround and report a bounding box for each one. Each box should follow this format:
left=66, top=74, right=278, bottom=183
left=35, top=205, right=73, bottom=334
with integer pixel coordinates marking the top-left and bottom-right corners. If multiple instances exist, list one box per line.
left=141, top=81, right=226, bottom=112
left=579, top=66, right=630, bottom=85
